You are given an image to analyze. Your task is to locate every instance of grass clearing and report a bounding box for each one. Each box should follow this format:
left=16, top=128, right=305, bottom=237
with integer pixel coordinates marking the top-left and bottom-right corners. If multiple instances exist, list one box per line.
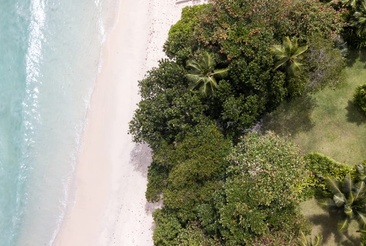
left=262, top=50, right=366, bottom=166
left=262, top=50, right=366, bottom=245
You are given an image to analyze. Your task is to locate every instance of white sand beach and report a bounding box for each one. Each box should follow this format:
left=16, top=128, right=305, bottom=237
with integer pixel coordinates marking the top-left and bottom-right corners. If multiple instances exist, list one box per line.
left=53, top=0, right=206, bottom=245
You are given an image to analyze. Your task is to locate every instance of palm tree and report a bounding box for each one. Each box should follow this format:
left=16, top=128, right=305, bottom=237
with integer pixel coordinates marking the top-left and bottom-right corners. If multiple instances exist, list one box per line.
left=270, top=36, right=308, bottom=76
left=186, top=52, right=228, bottom=96
left=351, top=1, right=366, bottom=38
left=318, top=165, right=366, bottom=232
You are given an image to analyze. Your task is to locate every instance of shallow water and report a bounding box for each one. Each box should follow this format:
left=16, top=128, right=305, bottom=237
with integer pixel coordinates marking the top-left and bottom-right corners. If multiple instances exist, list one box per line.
left=0, top=0, right=108, bottom=244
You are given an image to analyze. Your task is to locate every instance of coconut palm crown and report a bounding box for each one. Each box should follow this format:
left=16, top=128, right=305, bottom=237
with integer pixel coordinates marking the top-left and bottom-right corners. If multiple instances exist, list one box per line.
left=319, top=164, right=366, bottom=231
left=270, top=36, right=308, bottom=76
left=186, top=52, right=229, bottom=96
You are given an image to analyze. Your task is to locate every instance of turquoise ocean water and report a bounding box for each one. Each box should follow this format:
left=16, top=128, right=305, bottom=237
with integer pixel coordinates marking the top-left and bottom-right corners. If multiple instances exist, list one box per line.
left=0, top=0, right=109, bottom=245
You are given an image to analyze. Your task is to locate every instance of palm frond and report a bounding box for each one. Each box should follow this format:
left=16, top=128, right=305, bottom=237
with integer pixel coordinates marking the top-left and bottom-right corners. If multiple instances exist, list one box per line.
left=274, top=57, right=289, bottom=70
left=189, top=79, right=204, bottom=92
left=203, top=52, right=215, bottom=70
left=357, top=212, right=366, bottom=227
left=212, top=68, right=229, bottom=79
left=343, top=174, right=353, bottom=194
left=357, top=164, right=366, bottom=181
left=300, top=231, right=323, bottom=246
left=338, top=217, right=350, bottom=231
left=208, top=77, right=218, bottom=88
left=293, top=45, right=308, bottom=57
left=347, top=191, right=355, bottom=207
left=186, top=74, right=202, bottom=83
left=283, top=36, right=292, bottom=50
left=288, top=61, right=303, bottom=75
left=334, top=193, right=347, bottom=207
left=270, top=45, right=285, bottom=56
left=325, top=177, right=343, bottom=195
left=354, top=181, right=366, bottom=201
left=187, top=60, right=203, bottom=74
left=344, top=204, right=354, bottom=218
left=318, top=198, right=337, bottom=209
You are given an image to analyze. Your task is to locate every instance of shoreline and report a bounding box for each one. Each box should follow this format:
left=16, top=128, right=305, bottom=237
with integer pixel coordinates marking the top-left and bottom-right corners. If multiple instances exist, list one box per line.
left=53, top=0, right=201, bottom=245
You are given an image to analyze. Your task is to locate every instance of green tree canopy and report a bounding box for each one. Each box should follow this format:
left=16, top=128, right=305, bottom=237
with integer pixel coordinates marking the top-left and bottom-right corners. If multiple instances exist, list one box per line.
left=217, top=132, right=309, bottom=245
left=129, top=60, right=206, bottom=149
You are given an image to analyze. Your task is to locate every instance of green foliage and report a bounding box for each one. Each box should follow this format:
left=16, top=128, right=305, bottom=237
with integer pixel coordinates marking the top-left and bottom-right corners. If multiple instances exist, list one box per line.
left=164, top=5, right=207, bottom=63
left=361, top=228, right=366, bottom=245
left=336, top=0, right=366, bottom=48
left=153, top=209, right=182, bottom=246
left=129, top=1, right=353, bottom=244
left=218, top=132, right=308, bottom=245
left=299, top=231, right=323, bottom=246
left=186, top=52, right=229, bottom=96
left=305, top=35, right=345, bottom=91
left=301, top=153, right=352, bottom=199
left=221, top=94, right=264, bottom=139
left=129, top=60, right=206, bottom=149
left=145, top=161, right=168, bottom=202
left=354, top=83, right=366, bottom=114
left=176, top=222, right=221, bottom=246
left=162, top=122, right=231, bottom=221
left=318, top=165, right=366, bottom=232
left=350, top=1, right=366, bottom=38
left=287, top=0, right=345, bottom=41
left=271, top=36, right=308, bottom=76
left=148, top=122, right=231, bottom=245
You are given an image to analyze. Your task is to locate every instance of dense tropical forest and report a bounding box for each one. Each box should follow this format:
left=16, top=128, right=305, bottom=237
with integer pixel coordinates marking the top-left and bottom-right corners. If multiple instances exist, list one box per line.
left=129, top=0, right=366, bottom=245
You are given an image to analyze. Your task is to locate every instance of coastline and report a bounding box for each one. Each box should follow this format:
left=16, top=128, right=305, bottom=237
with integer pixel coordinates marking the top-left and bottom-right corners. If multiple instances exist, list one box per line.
left=53, top=0, right=202, bottom=245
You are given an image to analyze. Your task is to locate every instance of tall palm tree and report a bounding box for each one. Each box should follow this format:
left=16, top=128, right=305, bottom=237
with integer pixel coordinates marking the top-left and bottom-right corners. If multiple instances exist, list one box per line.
left=319, top=165, right=366, bottom=232
left=270, top=36, right=308, bottom=76
left=186, top=52, right=229, bottom=96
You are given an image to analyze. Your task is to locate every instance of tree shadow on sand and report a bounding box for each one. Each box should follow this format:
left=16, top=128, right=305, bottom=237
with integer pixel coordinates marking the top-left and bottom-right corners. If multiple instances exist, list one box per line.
left=261, top=95, right=316, bottom=136
left=307, top=210, right=360, bottom=246
left=176, top=0, right=208, bottom=4
left=130, top=143, right=162, bottom=218
left=130, top=143, right=152, bottom=178
left=346, top=100, right=366, bottom=126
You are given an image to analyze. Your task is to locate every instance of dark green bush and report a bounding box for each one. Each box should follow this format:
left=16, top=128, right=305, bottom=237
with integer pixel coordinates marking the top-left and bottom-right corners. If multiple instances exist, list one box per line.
left=353, top=83, right=366, bottom=115
left=153, top=209, right=182, bottom=246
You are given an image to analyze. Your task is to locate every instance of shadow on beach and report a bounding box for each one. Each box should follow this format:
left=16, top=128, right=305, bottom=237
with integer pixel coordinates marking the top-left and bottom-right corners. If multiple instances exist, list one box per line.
left=176, top=0, right=208, bottom=5
left=130, top=143, right=162, bottom=217
left=130, top=143, right=152, bottom=178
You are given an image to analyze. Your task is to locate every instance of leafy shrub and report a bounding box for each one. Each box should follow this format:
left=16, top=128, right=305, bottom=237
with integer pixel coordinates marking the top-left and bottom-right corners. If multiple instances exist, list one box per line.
left=353, top=83, right=366, bottom=115
left=301, top=152, right=352, bottom=199
left=305, top=35, right=345, bottom=91
left=219, top=132, right=309, bottom=245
